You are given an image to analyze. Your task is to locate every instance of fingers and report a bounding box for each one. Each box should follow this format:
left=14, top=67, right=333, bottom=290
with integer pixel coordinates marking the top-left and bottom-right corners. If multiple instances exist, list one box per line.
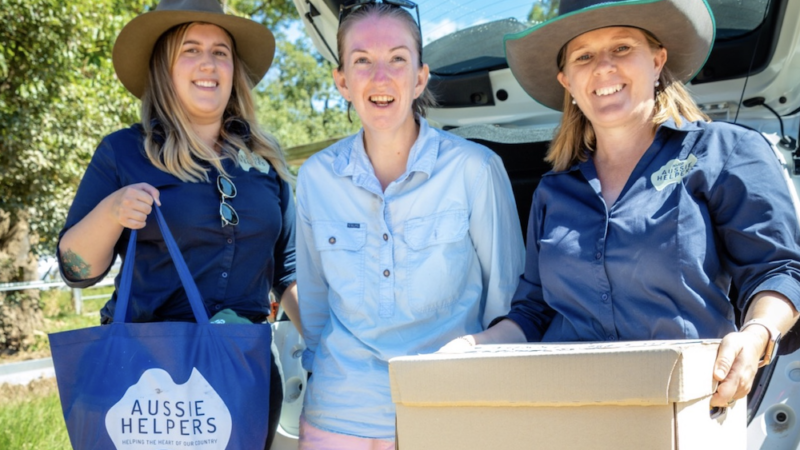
left=436, top=336, right=476, bottom=354
left=138, top=183, right=162, bottom=206
left=710, top=331, right=761, bottom=407
left=111, top=183, right=161, bottom=229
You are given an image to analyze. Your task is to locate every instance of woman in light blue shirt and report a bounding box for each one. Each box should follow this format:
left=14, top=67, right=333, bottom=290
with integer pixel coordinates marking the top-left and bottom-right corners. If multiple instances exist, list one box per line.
left=294, top=2, right=524, bottom=448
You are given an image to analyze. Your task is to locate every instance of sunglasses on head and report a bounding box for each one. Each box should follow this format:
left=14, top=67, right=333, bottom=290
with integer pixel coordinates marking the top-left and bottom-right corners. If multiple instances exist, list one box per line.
left=217, top=174, right=239, bottom=227
left=338, top=0, right=421, bottom=36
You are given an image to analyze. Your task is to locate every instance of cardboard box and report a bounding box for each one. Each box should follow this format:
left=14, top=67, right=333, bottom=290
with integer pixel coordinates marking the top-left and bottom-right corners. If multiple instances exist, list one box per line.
left=389, top=340, right=745, bottom=450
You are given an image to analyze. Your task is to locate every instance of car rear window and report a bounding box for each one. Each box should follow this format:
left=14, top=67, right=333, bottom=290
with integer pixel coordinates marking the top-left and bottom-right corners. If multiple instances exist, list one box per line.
left=419, top=0, right=770, bottom=75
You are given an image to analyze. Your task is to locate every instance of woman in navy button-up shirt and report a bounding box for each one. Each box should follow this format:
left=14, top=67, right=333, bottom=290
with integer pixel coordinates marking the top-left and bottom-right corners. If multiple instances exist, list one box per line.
left=464, top=0, right=800, bottom=410
left=56, top=2, right=297, bottom=448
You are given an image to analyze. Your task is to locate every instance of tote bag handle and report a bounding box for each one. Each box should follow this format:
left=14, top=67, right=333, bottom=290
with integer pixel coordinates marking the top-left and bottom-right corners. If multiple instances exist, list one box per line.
left=113, top=205, right=210, bottom=324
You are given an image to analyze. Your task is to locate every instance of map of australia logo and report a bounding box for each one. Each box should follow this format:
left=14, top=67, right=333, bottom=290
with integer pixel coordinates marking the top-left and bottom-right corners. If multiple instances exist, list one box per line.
left=105, top=368, right=232, bottom=449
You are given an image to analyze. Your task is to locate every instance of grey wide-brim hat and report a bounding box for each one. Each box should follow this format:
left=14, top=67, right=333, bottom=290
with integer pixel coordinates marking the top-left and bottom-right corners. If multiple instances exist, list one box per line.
left=113, top=0, right=275, bottom=98
left=505, top=0, right=715, bottom=111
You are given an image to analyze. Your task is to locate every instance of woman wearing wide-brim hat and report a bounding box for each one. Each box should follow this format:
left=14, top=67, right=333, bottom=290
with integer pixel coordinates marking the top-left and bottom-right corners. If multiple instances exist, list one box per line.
left=453, top=0, right=800, bottom=408
left=57, top=0, right=298, bottom=447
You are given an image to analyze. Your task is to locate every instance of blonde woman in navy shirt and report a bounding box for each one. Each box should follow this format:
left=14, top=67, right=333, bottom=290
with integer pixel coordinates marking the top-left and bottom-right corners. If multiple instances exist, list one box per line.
left=56, top=1, right=297, bottom=447
left=455, top=0, right=800, bottom=410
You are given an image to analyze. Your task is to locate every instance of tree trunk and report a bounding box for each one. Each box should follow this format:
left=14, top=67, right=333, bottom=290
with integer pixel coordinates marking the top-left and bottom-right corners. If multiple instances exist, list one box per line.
left=0, top=210, right=44, bottom=356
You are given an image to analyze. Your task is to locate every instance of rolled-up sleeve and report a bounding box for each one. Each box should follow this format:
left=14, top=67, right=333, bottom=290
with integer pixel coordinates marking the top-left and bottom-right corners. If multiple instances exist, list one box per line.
left=296, top=164, right=332, bottom=372
left=709, top=130, right=800, bottom=315
left=272, top=178, right=297, bottom=299
left=468, top=153, right=525, bottom=329
left=57, top=139, right=121, bottom=288
left=501, top=188, right=557, bottom=341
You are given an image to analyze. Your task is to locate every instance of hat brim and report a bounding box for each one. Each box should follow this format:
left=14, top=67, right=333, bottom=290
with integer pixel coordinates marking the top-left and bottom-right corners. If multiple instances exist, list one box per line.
left=505, top=0, right=715, bottom=111
left=113, top=10, right=275, bottom=98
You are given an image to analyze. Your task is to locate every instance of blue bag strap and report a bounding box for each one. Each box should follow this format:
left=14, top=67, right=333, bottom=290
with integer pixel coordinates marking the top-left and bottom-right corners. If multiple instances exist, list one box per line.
left=113, top=205, right=210, bottom=324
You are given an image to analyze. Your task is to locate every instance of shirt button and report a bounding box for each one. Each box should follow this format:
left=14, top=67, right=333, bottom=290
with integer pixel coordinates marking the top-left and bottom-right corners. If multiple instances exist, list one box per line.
left=227, top=238, right=233, bottom=244
left=329, top=237, right=336, bottom=244
left=215, top=305, right=222, bottom=311
left=383, top=269, right=390, bottom=277
left=601, top=294, right=608, bottom=301
left=595, top=252, right=602, bottom=260
left=221, top=272, right=228, bottom=278
left=607, top=335, right=616, bottom=341
left=383, top=233, right=389, bottom=241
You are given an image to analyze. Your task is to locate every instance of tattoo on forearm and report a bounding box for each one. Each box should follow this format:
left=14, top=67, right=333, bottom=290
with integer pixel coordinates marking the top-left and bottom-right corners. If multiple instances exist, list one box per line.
left=62, top=249, right=92, bottom=280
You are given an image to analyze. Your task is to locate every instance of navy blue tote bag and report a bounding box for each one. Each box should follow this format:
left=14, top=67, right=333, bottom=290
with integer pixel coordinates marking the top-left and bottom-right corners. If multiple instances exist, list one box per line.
left=49, top=206, right=272, bottom=449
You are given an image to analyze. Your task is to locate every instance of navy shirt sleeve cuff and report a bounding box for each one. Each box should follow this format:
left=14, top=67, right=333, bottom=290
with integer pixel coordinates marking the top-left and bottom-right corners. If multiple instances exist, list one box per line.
left=56, top=242, right=111, bottom=289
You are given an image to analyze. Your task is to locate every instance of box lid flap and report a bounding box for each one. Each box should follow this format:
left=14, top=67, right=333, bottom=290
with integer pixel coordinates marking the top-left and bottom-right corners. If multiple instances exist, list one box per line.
left=389, top=340, right=720, bottom=407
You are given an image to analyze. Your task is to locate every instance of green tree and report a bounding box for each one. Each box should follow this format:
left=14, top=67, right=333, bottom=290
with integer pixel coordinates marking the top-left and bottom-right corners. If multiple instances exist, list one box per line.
left=0, top=0, right=154, bottom=352
left=228, top=0, right=360, bottom=161
left=528, top=0, right=561, bottom=23
left=0, top=0, right=353, bottom=353
left=256, top=36, right=359, bottom=156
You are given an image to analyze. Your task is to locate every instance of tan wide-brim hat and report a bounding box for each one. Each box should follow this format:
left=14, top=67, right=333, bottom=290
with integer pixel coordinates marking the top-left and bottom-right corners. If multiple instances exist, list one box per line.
left=113, top=0, right=275, bottom=98
left=505, top=0, right=715, bottom=111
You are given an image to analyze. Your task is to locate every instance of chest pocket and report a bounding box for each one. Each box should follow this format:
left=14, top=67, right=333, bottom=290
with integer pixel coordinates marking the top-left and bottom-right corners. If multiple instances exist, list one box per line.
left=404, top=210, right=472, bottom=314
left=312, top=221, right=367, bottom=314
left=405, top=210, right=469, bottom=250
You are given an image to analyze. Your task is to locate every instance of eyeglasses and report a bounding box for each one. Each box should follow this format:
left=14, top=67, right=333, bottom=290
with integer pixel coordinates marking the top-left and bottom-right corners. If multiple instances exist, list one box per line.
left=217, top=174, right=239, bottom=227
left=338, top=0, right=422, bottom=40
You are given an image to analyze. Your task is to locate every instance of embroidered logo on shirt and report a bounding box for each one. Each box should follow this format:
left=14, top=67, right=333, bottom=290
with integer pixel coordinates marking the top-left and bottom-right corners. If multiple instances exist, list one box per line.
left=651, top=154, right=698, bottom=191
left=237, top=149, right=271, bottom=174
left=347, top=223, right=360, bottom=229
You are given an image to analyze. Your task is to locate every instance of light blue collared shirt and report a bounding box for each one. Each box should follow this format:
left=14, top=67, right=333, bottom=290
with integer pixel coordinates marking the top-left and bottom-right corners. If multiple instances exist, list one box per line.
left=296, top=118, right=524, bottom=439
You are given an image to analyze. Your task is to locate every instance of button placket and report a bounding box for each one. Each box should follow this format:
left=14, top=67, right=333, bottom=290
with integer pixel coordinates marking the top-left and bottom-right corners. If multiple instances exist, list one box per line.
left=378, top=199, right=395, bottom=318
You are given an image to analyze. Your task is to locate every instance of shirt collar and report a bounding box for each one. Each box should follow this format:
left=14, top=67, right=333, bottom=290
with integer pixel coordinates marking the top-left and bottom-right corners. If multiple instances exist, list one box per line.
left=332, top=116, right=439, bottom=180
left=557, top=116, right=703, bottom=175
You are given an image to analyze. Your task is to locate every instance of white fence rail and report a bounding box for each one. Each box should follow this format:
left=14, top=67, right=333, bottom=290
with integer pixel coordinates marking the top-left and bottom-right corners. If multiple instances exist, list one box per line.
left=0, top=277, right=116, bottom=314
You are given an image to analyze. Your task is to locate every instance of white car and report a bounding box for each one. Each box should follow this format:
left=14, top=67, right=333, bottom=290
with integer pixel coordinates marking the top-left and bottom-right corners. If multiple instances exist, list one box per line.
left=274, top=0, right=800, bottom=448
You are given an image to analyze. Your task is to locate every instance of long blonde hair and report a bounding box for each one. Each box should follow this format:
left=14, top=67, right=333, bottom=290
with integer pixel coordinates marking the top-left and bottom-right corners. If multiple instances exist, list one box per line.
left=546, top=29, right=710, bottom=172
left=140, top=22, right=292, bottom=183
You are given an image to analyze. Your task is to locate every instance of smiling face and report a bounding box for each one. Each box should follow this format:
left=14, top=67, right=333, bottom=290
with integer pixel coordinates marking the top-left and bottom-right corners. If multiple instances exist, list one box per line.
left=171, top=23, right=234, bottom=125
left=333, top=14, right=429, bottom=134
left=557, top=27, right=667, bottom=134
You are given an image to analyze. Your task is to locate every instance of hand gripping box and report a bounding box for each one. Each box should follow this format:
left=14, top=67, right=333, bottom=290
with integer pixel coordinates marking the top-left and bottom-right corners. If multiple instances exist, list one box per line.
left=389, top=340, right=745, bottom=450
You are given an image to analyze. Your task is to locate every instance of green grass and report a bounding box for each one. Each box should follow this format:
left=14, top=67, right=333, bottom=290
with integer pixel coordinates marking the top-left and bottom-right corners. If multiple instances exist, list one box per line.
left=0, top=379, right=71, bottom=449
left=0, top=286, right=113, bottom=448
left=20, top=287, right=110, bottom=358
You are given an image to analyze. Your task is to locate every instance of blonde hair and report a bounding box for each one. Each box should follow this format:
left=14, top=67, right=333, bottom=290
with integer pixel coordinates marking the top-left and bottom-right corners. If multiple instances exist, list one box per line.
left=336, top=3, right=436, bottom=118
left=140, top=22, right=292, bottom=183
left=547, top=29, right=710, bottom=172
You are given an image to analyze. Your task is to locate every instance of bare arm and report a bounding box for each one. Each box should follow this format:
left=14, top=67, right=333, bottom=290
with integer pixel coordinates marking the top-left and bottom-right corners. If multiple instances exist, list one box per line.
left=59, top=183, right=160, bottom=280
left=711, top=291, right=799, bottom=407
left=279, top=281, right=302, bottom=335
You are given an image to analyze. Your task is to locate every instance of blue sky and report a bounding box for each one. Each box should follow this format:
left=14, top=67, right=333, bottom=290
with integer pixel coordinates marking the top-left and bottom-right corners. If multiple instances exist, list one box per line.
left=417, top=0, right=535, bottom=44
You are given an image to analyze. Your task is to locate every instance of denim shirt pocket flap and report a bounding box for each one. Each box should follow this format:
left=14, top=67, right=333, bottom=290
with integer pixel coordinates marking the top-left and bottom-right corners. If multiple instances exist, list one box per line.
left=405, top=210, right=469, bottom=251
left=312, top=221, right=367, bottom=251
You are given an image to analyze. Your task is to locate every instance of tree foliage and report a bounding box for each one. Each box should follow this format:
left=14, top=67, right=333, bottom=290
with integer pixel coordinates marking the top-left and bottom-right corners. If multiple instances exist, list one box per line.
left=528, top=0, right=561, bottom=23
left=228, top=0, right=359, bottom=155
left=255, top=36, right=359, bottom=151
left=0, top=0, right=156, bottom=255
left=0, top=0, right=354, bottom=351
left=1, top=0, right=354, bottom=255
